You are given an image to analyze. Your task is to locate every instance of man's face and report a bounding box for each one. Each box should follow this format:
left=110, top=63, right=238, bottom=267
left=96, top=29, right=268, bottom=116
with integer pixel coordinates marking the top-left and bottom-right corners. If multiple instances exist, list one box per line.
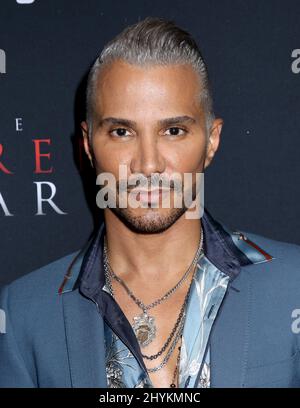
left=82, top=60, right=222, bottom=233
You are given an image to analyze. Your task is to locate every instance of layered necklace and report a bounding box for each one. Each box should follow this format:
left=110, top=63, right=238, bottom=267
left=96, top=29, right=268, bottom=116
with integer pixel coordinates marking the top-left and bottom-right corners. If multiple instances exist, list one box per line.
left=103, top=230, right=203, bottom=387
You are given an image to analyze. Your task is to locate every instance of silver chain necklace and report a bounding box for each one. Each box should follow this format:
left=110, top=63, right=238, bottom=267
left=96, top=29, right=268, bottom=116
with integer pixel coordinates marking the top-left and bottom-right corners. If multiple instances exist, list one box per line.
left=104, top=254, right=191, bottom=366
left=104, top=248, right=197, bottom=375
left=103, top=230, right=203, bottom=349
left=145, top=268, right=195, bottom=373
left=142, top=288, right=187, bottom=361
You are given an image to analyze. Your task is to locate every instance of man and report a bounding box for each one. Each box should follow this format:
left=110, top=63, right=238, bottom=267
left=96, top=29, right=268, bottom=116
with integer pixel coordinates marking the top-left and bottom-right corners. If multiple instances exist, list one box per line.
left=1, top=17, right=300, bottom=388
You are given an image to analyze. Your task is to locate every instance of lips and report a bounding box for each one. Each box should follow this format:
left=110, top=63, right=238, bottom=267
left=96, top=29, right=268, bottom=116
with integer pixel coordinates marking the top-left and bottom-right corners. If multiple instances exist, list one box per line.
left=131, top=188, right=170, bottom=204
left=139, top=189, right=160, bottom=200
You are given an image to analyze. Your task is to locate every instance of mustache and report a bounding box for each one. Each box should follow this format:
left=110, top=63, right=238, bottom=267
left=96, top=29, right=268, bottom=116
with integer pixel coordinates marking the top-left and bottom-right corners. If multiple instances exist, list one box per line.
left=116, top=175, right=182, bottom=192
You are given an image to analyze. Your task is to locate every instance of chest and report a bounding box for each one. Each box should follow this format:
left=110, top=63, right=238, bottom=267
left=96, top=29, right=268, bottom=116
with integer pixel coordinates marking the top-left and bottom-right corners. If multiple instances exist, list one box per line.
left=110, top=280, right=196, bottom=387
left=103, top=261, right=229, bottom=388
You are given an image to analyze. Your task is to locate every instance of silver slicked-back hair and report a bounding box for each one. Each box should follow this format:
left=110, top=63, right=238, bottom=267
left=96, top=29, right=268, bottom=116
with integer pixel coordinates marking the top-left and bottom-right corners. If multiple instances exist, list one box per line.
left=85, top=17, right=215, bottom=139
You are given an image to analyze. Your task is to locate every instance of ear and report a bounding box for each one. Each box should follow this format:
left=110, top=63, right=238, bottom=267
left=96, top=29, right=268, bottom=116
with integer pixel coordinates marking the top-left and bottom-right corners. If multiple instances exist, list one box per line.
left=204, top=118, right=223, bottom=170
left=81, top=121, right=94, bottom=168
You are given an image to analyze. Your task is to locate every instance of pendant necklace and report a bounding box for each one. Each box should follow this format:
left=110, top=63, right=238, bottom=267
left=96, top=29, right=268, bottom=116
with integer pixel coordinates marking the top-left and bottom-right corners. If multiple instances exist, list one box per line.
left=103, top=230, right=203, bottom=349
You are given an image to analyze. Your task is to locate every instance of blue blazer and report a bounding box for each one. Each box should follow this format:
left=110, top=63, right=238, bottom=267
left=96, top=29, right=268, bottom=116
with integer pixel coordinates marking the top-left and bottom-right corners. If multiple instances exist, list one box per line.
left=1, top=211, right=300, bottom=388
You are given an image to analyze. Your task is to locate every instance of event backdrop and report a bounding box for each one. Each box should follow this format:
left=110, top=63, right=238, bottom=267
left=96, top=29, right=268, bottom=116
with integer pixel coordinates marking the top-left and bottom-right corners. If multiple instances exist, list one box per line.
left=1, top=0, right=300, bottom=286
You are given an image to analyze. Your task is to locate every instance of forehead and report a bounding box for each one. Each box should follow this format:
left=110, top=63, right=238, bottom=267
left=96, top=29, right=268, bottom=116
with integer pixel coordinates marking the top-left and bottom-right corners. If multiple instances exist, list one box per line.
left=93, top=60, right=203, bottom=118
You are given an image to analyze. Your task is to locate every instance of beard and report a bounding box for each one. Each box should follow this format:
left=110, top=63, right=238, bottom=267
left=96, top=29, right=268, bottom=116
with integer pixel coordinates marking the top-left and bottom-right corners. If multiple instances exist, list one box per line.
left=109, top=205, right=187, bottom=234
left=108, top=182, right=198, bottom=234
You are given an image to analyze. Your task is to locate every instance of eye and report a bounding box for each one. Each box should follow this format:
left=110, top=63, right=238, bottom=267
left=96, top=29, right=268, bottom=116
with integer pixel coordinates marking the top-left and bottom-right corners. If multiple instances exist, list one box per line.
left=110, top=128, right=131, bottom=138
left=164, top=127, right=187, bottom=137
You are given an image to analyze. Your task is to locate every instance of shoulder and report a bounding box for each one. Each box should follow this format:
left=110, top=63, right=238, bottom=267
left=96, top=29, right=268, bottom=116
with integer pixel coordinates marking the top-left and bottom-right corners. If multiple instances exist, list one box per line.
left=227, top=231, right=300, bottom=368
left=239, top=229, right=300, bottom=265
left=235, top=230, right=300, bottom=298
left=0, top=250, right=81, bottom=310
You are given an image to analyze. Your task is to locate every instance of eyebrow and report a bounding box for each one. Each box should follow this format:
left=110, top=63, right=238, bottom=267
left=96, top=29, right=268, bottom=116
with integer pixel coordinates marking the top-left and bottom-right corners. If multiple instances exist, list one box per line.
left=97, top=115, right=196, bottom=128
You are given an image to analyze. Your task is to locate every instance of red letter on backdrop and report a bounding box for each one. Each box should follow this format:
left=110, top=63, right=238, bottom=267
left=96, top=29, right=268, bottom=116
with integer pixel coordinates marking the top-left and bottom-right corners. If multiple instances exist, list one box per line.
left=0, top=144, right=13, bottom=174
left=33, top=139, right=53, bottom=173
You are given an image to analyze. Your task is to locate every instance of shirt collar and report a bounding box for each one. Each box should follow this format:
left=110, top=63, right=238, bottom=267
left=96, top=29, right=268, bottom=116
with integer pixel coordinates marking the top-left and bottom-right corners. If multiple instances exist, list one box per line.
left=58, top=206, right=273, bottom=295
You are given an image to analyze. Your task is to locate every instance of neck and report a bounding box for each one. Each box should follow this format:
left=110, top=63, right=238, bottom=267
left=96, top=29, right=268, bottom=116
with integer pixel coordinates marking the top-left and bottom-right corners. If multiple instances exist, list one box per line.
left=103, top=209, right=202, bottom=287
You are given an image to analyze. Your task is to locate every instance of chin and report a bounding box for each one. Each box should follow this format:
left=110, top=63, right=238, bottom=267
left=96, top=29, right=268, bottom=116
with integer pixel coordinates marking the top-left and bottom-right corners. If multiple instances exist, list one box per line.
left=110, top=206, right=186, bottom=234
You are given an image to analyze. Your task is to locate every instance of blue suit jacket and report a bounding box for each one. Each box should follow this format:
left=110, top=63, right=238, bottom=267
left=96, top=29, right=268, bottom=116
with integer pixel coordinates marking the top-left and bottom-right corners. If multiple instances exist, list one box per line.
left=1, top=209, right=300, bottom=388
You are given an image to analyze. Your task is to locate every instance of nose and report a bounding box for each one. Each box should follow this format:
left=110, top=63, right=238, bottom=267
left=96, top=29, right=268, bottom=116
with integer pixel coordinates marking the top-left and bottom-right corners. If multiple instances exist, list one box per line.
left=130, top=133, right=165, bottom=177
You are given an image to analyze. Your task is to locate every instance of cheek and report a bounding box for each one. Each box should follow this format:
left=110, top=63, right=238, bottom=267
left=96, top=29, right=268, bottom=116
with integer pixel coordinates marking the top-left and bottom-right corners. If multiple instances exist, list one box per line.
left=92, top=140, right=132, bottom=174
left=164, top=141, right=206, bottom=174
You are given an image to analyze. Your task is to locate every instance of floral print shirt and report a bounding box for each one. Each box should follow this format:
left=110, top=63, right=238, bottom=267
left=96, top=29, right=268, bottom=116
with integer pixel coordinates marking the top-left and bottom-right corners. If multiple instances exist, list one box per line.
left=76, top=207, right=251, bottom=388
left=102, top=251, right=230, bottom=388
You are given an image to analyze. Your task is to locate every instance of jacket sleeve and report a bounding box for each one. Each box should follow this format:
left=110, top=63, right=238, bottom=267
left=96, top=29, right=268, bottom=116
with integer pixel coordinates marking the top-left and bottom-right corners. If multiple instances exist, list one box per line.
left=0, top=284, right=36, bottom=387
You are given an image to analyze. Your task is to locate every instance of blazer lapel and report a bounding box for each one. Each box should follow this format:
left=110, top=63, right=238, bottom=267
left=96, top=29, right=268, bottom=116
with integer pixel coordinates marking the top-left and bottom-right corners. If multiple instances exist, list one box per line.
left=62, top=289, right=107, bottom=387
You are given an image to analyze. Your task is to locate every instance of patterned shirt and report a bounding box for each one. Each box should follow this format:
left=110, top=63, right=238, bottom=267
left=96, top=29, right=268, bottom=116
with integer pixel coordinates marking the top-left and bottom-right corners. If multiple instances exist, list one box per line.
left=102, top=250, right=229, bottom=388
left=78, top=207, right=246, bottom=388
